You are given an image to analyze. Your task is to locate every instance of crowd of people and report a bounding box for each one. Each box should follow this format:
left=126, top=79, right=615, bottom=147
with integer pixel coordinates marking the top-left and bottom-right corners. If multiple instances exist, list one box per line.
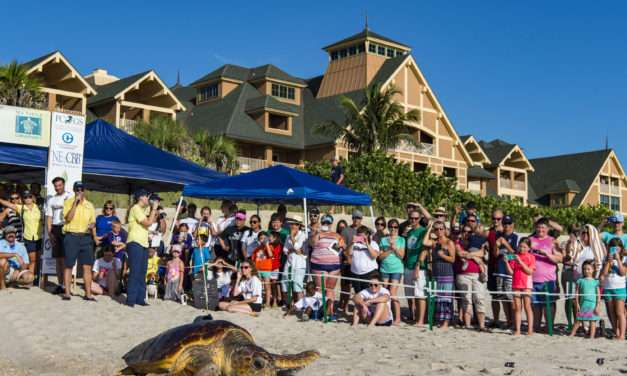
left=0, top=178, right=626, bottom=340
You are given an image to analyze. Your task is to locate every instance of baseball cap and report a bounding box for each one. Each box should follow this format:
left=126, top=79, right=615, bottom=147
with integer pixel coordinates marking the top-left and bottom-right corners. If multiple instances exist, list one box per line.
left=133, top=188, right=150, bottom=200
left=73, top=181, right=85, bottom=191
left=235, top=212, right=246, bottom=221
left=321, top=214, right=334, bottom=225
left=149, top=193, right=162, bottom=202
left=610, top=212, right=624, bottom=223
left=309, top=206, right=321, bottom=215
left=352, top=209, right=363, bottom=219
left=3, top=225, right=17, bottom=234
left=502, top=215, right=514, bottom=225
left=21, top=189, right=33, bottom=198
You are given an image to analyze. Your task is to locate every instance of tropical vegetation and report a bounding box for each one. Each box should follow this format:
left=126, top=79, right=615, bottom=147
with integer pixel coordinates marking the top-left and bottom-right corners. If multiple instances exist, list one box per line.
left=0, top=60, right=45, bottom=108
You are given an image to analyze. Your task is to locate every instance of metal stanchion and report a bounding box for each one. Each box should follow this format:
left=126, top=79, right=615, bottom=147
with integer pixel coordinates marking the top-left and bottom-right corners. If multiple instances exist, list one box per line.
left=321, top=274, right=327, bottom=323
left=287, top=266, right=293, bottom=307
left=427, top=280, right=435, bottom=331
left=565, top=281, right=573, bottom=332
left=545, top=282, right=553, bottom=336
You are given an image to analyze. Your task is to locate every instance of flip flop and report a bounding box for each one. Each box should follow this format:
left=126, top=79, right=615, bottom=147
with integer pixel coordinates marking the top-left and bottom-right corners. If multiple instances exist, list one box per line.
left=62, top=295, right=71, bottom=301
left=83, top=296, right=97, bottom=302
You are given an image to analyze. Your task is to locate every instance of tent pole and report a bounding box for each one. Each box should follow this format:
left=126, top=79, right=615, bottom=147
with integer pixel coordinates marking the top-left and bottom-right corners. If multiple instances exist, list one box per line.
left=256, top=202, right=260, bottom=217
left=167, top=196, right=184, bottom=252
left=369, top=206, right=376, bottom=228
left=303, top=198, right=310, bottom=279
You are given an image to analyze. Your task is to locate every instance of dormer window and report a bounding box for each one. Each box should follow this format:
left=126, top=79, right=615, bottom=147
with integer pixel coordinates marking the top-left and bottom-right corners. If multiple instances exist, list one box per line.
left=329, top=43, right=366, bottom=61
left=198, top=84, right=218, bottom=103
left=368, top=44, right=376, bottom=53
left=377, top=45, right=385, bottom=55
left=271, top=83, right=295, bottom=100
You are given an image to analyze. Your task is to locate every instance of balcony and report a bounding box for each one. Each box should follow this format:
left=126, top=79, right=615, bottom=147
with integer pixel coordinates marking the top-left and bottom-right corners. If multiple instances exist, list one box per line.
left=236, top=156, right=298, bottom=172
left=390, top=140, right=434, bottom=155
left=500, top=178, right=526, bottom=191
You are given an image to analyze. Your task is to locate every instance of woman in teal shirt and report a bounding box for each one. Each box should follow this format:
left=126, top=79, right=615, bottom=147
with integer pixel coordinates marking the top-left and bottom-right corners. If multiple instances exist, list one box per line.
left=379, top=218, right=405, bottom=325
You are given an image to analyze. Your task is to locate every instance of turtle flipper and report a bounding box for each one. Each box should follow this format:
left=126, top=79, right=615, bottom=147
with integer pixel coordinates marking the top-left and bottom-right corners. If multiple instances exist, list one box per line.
left=115, top=367, right=145, bottom=376
left=272, top=350, right=320, bottom=370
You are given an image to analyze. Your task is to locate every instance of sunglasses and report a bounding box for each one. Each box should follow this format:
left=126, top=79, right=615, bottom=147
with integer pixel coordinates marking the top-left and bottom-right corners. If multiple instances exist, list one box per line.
left=410, top=217, right=420, bottom=221
left=492, top=217, right=503, bottom=221
left=466, top=219, right=476, bottom=223
left=310, top=213, right=320, bottom=217
left=250, top=220, right=259, bottom=224
left=389, top=225, right=399, bottom=229
left=376, top=222, right=385, bottom=226
left=434, top=227, right=446, bottom=231
left=463, top=230, right=472, bottom=234
left=241, top=266, right=250, bottom=270
left=105, top=206, right=114, bottom=210
left=10, top=196, right=19, bottom=200
left=369, top=283, right=379, bottom=287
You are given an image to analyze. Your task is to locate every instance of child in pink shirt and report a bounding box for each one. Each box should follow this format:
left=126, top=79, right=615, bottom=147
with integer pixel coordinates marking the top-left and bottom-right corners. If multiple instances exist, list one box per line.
left=506, top=237, right=536, bottom=336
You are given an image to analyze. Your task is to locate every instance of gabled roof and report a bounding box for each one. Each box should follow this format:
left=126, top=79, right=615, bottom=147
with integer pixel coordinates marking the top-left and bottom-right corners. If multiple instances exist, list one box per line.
left=245, top=95, right=299, bottom=115
left=23, top=51, right=96, bottom=96
left=528, top=149, right=612, bottom=207
left=191, top=64, right=305, bottom=87
left=461, top=135, right=491, bottom=166
left=88, top=70, right=185, bottom=111
left=479, top=139, right=517, bottom=167
left=467, top=166, right=496, bottom=180
left=322, top=28, right=410, bottom=51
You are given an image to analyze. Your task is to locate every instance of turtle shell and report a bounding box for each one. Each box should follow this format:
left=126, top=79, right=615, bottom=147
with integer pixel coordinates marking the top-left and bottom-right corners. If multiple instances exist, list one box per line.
left=123, top=320, right=253, bottom=371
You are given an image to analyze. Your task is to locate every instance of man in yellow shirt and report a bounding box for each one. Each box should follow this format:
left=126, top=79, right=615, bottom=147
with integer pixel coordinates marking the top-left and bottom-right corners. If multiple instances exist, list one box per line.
left=61, top=181, right=96, bottom=301
left=0, top=190, right=41, bottom=278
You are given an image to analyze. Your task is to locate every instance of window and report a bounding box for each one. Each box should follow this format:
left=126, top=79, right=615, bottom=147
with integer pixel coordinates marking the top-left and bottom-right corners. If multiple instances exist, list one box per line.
left=198, top=84, right=218, bottom=102
left=349, top=46, right=357, bottom=55
left=551, top=194, right=567, bottom=208
left=611, top=196, right=620, bottom=211
left=396, top=50, right=404, bottom=57
left=268, top=114, right=289, bottom=131
left=443, top=167, right=457, bottom=179
left=387, top=48, right=394, bottom=57
left=601, top=194, right=610, bottom=208
left=331, top=51, right=339, bottom=60
left=339, top=49, right=347, bottom=58
left=413, top=162, right=428, bottom=172
left=357, top=43, right=365, bottom=53
left=377, top=46, right=386, bottom=55
left=368, top=43, right=377, bottom=53
left=271, top=83, right=295, bottom=100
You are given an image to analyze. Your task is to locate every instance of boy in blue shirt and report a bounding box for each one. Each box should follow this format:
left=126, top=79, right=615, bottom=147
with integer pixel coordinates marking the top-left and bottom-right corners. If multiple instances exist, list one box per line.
left=191, top=234, right=213, bottom=277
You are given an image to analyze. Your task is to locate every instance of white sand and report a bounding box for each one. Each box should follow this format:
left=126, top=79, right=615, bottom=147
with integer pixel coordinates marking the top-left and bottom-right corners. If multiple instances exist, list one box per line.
left=0, top=286, right=625, bottom=376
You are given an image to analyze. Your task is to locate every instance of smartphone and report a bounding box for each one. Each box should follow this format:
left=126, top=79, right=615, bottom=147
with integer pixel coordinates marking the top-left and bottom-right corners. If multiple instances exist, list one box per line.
left=609, top=246, right=618, bottom=255
left=354, top=235, right=365, bottom=244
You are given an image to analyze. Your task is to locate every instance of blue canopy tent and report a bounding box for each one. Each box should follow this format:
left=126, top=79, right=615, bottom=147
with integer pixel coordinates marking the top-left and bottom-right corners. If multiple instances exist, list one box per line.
left=180, top=165, right=373, bottom=238
left=0, top=119, right=224, bottom=192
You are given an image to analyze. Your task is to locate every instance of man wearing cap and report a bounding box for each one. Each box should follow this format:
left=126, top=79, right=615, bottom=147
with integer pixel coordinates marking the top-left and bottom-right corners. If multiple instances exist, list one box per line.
left=0, top=225, right=34, bottom=289
left=599, top=211, right=627, bottom=246
left=218, top=210, right=250, bottom=265
left=0, top=189, right=42, bottom=280
left=61, top=181, right=96, bottom=301
left=126, top=189, right=160, bottom=307
left=46, top=177, right=72, bottom=293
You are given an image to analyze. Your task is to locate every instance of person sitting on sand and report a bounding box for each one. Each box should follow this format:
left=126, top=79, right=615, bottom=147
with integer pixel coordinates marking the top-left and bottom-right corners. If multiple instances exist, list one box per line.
left=206, top=257, right=237, bottom=300
left=285, top=281, right=323, bottom=321
left=91, top=244, right=121, bottom=297
left=0, top=225, right=34, bottom=289
left=352, top=275, right=393, bottom=327
left=218, top=261, right=263, bottom=316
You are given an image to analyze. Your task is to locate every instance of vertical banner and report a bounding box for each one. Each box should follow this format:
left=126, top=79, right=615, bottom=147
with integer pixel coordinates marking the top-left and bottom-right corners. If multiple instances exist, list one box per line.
left=42, top=112, right=86, bottom=275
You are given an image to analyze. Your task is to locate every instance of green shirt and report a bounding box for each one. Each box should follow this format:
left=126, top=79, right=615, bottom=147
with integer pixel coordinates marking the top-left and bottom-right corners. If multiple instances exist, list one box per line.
left=404, top=226, right=427, bottom=270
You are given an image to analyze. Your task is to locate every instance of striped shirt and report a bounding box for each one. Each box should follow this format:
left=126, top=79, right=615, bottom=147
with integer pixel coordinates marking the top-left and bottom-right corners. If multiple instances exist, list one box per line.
left=310, top=232, right=342, bottom=268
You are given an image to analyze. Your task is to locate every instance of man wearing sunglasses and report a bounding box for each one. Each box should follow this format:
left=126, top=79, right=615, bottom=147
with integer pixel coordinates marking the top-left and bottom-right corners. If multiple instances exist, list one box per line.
left=60, top=182, right=97, bottom=301
left=45, top=177, right=72, bottom=293
left=352, top=275, right=393, bottom=327
left=404, top=210, right=428, bottom=325
left=487, top=208, right=505, bottom=327
left=399, top=202, right=431, bottom=236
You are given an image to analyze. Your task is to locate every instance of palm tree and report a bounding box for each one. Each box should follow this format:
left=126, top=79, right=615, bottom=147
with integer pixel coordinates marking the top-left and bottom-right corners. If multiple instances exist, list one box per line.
left=0, top=60, right=44, bottom=108
left=193, top=132, right=238, bottom=174
left=133, top=117, right=190, bottom=155
left=314, top=83, right=420, bottom=154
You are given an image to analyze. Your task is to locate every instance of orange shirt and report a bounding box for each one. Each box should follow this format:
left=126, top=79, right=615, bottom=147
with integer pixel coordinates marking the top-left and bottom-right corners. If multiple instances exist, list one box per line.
left=252, top=245, right=273, bottom=271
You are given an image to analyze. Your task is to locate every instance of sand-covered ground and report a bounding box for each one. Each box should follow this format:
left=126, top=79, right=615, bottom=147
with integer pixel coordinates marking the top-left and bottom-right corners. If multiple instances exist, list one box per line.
left=0, top=286, right=626, bottom=376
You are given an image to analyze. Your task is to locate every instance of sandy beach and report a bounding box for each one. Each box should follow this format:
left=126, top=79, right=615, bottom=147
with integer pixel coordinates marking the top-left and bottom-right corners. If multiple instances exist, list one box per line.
left=0, top=286, right=626, bottom=376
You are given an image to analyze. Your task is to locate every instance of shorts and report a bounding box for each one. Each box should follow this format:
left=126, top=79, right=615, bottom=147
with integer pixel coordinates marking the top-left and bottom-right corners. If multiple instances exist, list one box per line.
left=380, top=272, right=402, bottom=282
left=351, top=270, right=378, bottom=293
left=24, top=239, right=41, bottom=252
left=603, top=288, right=627, bottom=301
left=531, top=280, right=558, bottom=305
left=51, top=225, right=65, bottom=258
left=281, top=268, right=305, bottom=293
left=63, top=233, right=95, bottom=267
left=404, top=268, right=426, bottom=299
left=270, top=269, right=280, bottom=280
left=456, top=273, right=487, bottom=313
left=494, top=275, right=513, bottom=301
left=310, top=263, right=341, bottom=273
left=248, top=303, right=262, bottom=312
left=258, top=271, right=272, bottom=278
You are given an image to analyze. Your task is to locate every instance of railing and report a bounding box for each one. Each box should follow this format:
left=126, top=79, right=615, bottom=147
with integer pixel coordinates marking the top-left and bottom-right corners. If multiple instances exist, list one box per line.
left=513, top=180, right=526, bottom=190
left=500, top=178, right=526, bottom=191
left=119, top=118, right=139, bottom=134
left=236, top=157, right=299, bottom=172
left=499, top=178, right=512, bottom=189
left=391, top=140, right=434, bottom=155
left=611, top=185, right=620, bottom=196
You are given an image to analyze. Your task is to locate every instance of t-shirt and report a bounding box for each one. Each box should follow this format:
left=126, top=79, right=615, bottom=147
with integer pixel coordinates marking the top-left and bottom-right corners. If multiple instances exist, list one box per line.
left=294, top=292, right=322, bottom=311
left=573, top=246, right=594, bottom=279
left=146, top=255, right=160, bottom=278
left=379, top=236, right=405, bottom=274
left=600, top=231, right=627, bottom=247
left=191, top=246, right=213, bottom=275
left=495, top=232, right=519, bottom=277
left=330, top=164, right=344, bottom=184
left=603, top=255, right=627, bottom=290
left=454, top=239, right=481, bottom=274
left=62, top=198, right=95, bottom=234
left=92, top=257, right=122, bottom=288
left=241, top=229, right=262, bottom=258
left=509, top=252, right=535, bottom=290
left=577, top=278, right=599, bottom=306
left=15, top=204, right=41, bottom=241
left=530, top=235, right=557, bottom=283
left=0, top=239, right=29, bottom=269
left=283, top=231, right=308, bottom=270
left=127, top=205, right=149, bottom=247
left=219, top=225, right=250, bottom=263
left=102, top=230, right=127, bottom=247
left=405, top=226, right=427, bottom=270
left=350, top=240, right=380, bottom=275
left=216, top=215, right=235, bottom=234
left=268, top=243, right=282, bottom=270
left=208, top=270, right=233, bottom=291
left=45, top=191, right=72, bottom=225
left=252, top=246, right=273, bottom=271
left=467, top=233, right=487, bottom=250
left=95, top=215, right=119, bottom=237
left=358, top=286, right=392, bottom=322
left=238, top=276, right=263, bottom=304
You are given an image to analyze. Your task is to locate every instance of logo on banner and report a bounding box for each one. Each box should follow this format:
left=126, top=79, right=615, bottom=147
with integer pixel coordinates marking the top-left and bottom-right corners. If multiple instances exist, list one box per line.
left=15, top=114, right=42, bottom=138
left=62, top=132, right=74, bottom=144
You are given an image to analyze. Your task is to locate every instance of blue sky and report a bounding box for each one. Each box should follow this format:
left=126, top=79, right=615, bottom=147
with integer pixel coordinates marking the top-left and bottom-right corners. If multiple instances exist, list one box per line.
left=2, top=1, right=626, bottom=162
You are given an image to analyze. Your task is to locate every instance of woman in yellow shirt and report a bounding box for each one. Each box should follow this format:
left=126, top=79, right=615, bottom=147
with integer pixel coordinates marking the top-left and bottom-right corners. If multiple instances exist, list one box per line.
left=0, top=190, right=41, bottom=276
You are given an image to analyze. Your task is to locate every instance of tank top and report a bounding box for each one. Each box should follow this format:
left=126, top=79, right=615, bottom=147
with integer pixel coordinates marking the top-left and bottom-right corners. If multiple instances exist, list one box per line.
left=310, top=232, right=341, bottom=267
left=530, top=235, right=556, bottom=283
left=167, top=260, right=181, bottom=281
left=432, top=242, right=454, bottom=277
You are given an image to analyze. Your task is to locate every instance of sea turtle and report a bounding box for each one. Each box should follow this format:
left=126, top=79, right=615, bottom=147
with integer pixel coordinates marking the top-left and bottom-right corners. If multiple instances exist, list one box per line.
left=117, top=320, right=320, bottom=376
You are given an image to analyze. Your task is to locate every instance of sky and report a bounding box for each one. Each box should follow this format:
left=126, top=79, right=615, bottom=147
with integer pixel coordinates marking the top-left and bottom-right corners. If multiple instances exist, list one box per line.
left=2, top=1, right=626, bottom=162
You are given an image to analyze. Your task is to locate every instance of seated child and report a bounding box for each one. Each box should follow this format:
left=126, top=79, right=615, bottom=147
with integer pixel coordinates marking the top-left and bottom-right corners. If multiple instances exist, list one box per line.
left=103, top=220, right=127, bottom=254
left=164, top=246, right=184, bottom=302
left=91, top=245, right=122, bottom=297
left=285, top=281, right=323, bottom=321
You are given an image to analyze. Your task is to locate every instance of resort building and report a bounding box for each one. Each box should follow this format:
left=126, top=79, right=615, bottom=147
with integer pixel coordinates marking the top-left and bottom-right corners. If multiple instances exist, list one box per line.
left=528, top=149, right=627, bottom=213
left=460, top=135, right=496, bottom=197
left=174, top=27, right=473, bottom=189
left=85, top=69, right=185, bottom=132
left=23, top=51, right=96, bottom=116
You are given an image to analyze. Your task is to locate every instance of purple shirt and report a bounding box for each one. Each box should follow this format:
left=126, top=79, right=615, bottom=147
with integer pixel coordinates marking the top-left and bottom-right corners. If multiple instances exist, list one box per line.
left=530, top=235, right=556, bottom=283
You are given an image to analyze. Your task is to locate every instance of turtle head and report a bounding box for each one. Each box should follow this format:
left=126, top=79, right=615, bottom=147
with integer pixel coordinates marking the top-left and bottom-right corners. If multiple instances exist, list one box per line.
left=228, top=345, right=320, bottom=375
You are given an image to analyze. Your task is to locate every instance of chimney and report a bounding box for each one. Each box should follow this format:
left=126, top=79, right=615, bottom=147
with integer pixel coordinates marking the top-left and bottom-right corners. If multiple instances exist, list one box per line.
left=84, top=68, right=119, bottom=86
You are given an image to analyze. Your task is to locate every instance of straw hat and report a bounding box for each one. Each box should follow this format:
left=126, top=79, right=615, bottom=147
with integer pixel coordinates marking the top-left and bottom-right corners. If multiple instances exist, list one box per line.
left=287, top=215, right=303, bottom=225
